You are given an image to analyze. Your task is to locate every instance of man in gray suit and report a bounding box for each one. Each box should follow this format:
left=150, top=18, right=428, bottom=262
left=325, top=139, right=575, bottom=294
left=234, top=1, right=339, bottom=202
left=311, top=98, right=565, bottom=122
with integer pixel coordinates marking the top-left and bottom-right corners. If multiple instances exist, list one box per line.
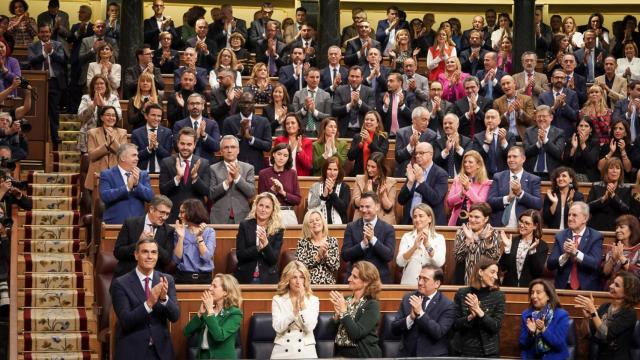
left=331, top=65, right=376, bottom=138
left=292, top=67, right=332, bottom=135
left=78, top=19, right=118, bottom=88
left=402, top=57, right=429, bottom=103
left=522, top=105, right=566, bottom=180
left=394, top=107, right=437, bottom=177
left=209, top=135, right=256, bottom=224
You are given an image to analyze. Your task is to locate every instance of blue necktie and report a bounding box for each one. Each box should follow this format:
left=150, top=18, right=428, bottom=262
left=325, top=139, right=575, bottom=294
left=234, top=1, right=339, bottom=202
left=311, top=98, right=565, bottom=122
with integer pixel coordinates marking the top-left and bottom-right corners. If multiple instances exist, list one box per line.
left=488, top=134, right=498, bottom=174
left=485, top=78, right=493, bottom=99
left=536, top=130, right=547, bottom=173
left=501, top=175, right=518, bottom=226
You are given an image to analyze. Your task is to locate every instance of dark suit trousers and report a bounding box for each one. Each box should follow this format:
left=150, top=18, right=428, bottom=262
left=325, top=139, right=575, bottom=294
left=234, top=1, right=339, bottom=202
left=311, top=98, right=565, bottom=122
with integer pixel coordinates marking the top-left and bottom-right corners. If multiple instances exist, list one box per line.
left=48, top=80, right=62, bottom=142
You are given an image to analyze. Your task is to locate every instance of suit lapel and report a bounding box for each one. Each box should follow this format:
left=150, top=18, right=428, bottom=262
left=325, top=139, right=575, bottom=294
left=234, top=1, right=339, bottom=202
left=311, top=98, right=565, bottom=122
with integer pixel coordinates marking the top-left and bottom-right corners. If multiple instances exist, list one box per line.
left=128, top=271, right=148, bottom=304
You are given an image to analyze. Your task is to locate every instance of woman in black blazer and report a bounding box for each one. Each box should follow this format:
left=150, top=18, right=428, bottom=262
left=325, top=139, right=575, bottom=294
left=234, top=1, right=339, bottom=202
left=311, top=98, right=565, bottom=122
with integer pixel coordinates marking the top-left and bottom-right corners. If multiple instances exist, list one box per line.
left=563, top=117, right=600, bottom=182
left=575, top=271, right=640, bottom=360
left=542, top=166, right=585, bottom=229
left=234, top=192, right=284, bottom=284
left=587, top=156, right=632, bottom=231
left=347, top=110, right=389, bottom=176
left=264, top=83, right=294, bottom=135
left=597, top=119, right=635, bottom=183
left=498, top=210, right=549, bottom=287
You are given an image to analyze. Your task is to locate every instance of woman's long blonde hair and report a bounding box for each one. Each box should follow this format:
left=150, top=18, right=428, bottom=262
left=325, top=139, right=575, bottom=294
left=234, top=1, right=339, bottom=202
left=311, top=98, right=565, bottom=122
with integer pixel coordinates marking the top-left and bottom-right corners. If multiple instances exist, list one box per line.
left=302, top=209, right=328, bottom=241
left=132, top=72, right=159, bottom=109
left=582, top=84, right=609, bottom=116
left=246, top=192, right=284, bottom=236
left=275, top=261, right=313, bottom=296
left=461, top=150, right=489, bottom=184
left=214, top=273, right=243, bottom=309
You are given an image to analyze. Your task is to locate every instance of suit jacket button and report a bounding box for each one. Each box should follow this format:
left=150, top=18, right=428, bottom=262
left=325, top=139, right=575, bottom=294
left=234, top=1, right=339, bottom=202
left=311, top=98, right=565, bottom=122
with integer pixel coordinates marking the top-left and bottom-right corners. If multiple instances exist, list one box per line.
left=286, top=339, right=290, bottom=342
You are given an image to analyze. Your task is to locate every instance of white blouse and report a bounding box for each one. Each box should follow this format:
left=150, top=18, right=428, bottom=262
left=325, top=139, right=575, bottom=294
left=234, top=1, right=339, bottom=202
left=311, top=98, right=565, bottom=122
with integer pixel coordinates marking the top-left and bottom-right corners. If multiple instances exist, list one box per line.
left=395, top=230, right=446, bottom=285
left=616, top=57, right=640, bottom=81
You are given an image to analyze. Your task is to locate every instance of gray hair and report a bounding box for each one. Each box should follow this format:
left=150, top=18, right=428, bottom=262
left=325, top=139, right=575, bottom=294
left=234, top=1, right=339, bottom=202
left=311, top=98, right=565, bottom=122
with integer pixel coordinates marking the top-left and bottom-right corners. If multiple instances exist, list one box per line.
left=411, top=106, right=430, bottom=120
left=116, top=143, right=138, bottom=161
left=220, top=134, right=240, bottom=146
left=0, top=112, right=11, bottom=121
left=187, top=92, right=204, bottom=103
left=463, top=76, right=480, bottom=87
left=521, top=51, right=538, bottom=62
left=535, top=104, right=552, bottom=115
left=443, top=113, right=459, bottom=125
left=570, top=201, right=590, bottom=218
left=218, top=68, right=235, bottom=81
left=150, top=195, right=173, bottom=209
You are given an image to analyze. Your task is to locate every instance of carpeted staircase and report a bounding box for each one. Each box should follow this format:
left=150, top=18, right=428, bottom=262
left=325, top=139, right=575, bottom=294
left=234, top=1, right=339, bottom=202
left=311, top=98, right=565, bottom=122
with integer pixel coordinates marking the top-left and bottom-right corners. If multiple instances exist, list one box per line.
left=15, top=114, right=99, bottom=359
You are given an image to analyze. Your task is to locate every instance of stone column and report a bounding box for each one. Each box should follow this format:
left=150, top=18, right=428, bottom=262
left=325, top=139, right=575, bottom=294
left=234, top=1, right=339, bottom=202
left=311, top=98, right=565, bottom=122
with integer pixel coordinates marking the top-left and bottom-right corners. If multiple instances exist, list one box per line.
left=512, top=0, right=536, bottom=73
left=317, top=0, right=340, bottom=68
left=119, top=0, right=143, bottom=70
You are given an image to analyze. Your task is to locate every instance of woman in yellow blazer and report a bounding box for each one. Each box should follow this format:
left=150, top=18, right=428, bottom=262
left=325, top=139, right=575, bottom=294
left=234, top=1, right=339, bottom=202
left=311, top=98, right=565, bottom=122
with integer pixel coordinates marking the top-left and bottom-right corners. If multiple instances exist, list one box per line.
left=84, top=105, right=128, bottom=191
left=184, top=274, right=243, bottom=359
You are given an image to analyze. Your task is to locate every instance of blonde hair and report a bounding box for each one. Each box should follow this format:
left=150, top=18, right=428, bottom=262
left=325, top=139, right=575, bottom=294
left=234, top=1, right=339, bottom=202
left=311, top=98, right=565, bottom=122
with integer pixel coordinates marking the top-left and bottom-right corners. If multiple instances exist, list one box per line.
left=352, top=261, right=382, bottom=299
left=302, top=209, right=328, bottom=240
left=461, top=150, right=489, bottom=184
left=582, top=84, right=609, bottom=116
left=250, top=62, right=268, bottom=86
left=214, top=273, right=243, bottom=309
left=132, top=72, right=159, bottom=109
left=411, top=203, right=436, bottom=239
left=246, top=192, right=284, bottom=236
left=216, top=47, right=238, bottom=72
left=276, top=261, right=313, bottom=296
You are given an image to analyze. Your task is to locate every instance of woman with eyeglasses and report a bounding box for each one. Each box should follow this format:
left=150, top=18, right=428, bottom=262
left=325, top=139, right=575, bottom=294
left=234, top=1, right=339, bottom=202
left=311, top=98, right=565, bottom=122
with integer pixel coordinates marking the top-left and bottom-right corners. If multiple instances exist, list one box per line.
left=498, top=210, right=549, bottom=287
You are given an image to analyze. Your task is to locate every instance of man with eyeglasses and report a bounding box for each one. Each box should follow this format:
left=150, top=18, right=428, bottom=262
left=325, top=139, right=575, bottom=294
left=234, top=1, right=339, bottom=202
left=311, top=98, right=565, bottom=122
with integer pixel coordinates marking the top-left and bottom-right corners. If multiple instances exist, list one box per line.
left=113, top=195, right=176, bottom=277
left=538, top=69, right=580, bottom=138
left=248, top=2, right=282, bottom=52
left=208, top=135, right=256, bottom=224
left=344, top=21, right=381, bottom=67
left=123, top=44, right=164, bottom=100
left=172, top=93, right=220, bottom=165
left=390, top=264, right=455, bottom=357
left=143, top=0, right=179, bottom=50
left=398, top=142, right=448, bottom=225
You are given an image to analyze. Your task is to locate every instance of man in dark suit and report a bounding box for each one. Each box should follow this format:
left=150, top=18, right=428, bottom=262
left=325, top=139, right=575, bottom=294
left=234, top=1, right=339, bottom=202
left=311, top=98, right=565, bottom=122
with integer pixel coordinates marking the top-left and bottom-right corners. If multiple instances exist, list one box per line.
left=173, top=48, right=208, bottom=93
left=248, top=3, right=282, bottom=52
left=123, top=45, right=164, bottom=100
left=397, top=142, right=448, bottom=225
left=434, top=113, right=472, bottom=178
left=99, top=144, right=154, bottom=225
left=331, top=66, right=376, bottom=138
left=207, top=4, right=247, bottom=51
left=143, top=0, right=180, bottom=50
left=172, top=93, right=220, bottom=165
left=562, top=53, right=588, bottom=106
left=344, top=21, right=381, bottom=67
left=209, top=69, right=242, bottom=128
left=67, top=6, right=93, bottom=111
left=522, top=105, right=566, bottom=180
left=419, top=81, right=453, bottom=137
left=37, top=0, right=70, bottom=44
left=534, top=8, right=553, bottom=58
left=612, top=80, right=640, bottom=144
left=395, top=106, right=438, bottom=177
left=113, top=195, right=175, bottom=277
left=362, top=47, right=390, bottom=97
left=278, top=46, right=307, bottom=99
left=110, top=238, right=180, bottom=360
left=379, top=72, right=414, bottom=135
left=320, top=45, right=349, bottom=96
left=391, top=265, right=456, bottom=357
left=375, top=6, right=408, bottom=52
left=476, top=52, right=506, bottom=101
left=459, top=29, right=489, bottom=76
left=452, top=76, right=493, bottom=138
left=28, top=24, right=66, bottom=143
left=159, top=127, right=210, bottom=223
left=546, top=201, right=603, bottom=290
left=186, top=19, right=217, bottom=71
left=460, top=16, right=492, bottom=51
left=538, top=70, right=580, bottom=138
left=341, top=192, right=396, bottom=283
left=222, top=92, right=272, bottom=173
left=131, top=103, right=173, bottom=174
left=573, top=30, right=606, bottom=83
left=487, top=146, right=542, bottom=227
left=283, top=23, right=318, bottom=66
left=254, top=20, right=286, bottom=76
left=78, top=19, right=119, bottom=90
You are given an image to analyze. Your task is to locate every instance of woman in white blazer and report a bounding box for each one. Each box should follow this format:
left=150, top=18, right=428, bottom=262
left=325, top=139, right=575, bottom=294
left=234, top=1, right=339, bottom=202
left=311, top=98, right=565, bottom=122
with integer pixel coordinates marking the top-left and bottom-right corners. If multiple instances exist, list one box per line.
left=86, top=42, right=121, bottom=91
left=616, top=42, right=640, bottom=81
left=271, top=261, right=319, bottom=359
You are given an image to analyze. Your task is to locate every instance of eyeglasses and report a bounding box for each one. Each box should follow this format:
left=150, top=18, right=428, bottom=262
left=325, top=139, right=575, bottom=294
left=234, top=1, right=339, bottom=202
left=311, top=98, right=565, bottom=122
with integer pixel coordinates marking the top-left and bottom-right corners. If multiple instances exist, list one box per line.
left=518, top=220, right=534, bottom=226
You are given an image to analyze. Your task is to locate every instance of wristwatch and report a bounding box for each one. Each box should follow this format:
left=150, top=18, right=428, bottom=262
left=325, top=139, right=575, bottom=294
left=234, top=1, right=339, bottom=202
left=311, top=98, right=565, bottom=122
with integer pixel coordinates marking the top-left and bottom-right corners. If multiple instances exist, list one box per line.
left=590, top=311, right=598, bottom=318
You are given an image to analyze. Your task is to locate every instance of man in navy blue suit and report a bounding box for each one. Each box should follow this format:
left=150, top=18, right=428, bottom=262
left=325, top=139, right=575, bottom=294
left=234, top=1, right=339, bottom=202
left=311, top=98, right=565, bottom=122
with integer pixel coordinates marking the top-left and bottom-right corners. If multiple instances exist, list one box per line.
left=173, top=48, right=208, bottom=93
left=375, top=6, right=408, bottom=54
left=343, top=21, right=381, bottom=67
left=391, top=265, right=456, bottom=357
left=476, top=52, right=506, bottom=101
left=319, top=46, right=348, bottom=96
left=470, top=109, right=515, bottom=178
left=362, top=47, right=391, bottom=97
left=562, top=53, right=588, bottom=106
left=100, top=144, right=154, bottom=224
left=28, top=24, right=67, bottom=143
left=538, top=70, right=580, bottom=138
left=341, top=192, right=396, bottom=283
left=222, top=92, right=272, bottom=173
left=131, top=104, right=172, bottom=174
left=546, top=201, right=603, bottom=291
left=397, top=142, right=449, bottom=225
left=172, top=93, right=220, bottom=165
left=278, top=46, right=307, bottom=99
left=487, top=146, right=542, bottom=227
left=111, top=237, right=180, bottom=360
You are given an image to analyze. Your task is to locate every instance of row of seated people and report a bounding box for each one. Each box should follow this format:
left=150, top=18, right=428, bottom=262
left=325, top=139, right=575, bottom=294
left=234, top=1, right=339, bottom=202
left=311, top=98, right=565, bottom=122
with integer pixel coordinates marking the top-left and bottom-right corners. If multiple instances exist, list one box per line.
left=87, top=96, right=640, bottom=235
left=110, top=234, right=640, bottom=359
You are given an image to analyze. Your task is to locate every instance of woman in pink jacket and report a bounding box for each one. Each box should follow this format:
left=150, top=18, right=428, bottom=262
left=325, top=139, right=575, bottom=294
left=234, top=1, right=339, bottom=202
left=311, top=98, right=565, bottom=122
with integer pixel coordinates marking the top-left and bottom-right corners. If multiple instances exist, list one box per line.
left=447, top=150, right=492, bottom=226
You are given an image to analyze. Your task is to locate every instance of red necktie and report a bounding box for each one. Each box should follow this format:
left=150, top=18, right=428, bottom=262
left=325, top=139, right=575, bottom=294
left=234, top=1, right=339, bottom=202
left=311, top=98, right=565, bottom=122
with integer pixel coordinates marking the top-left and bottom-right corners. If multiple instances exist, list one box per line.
left=569, top=235, right=580, bottom=290
left=391, top=94, right=399, bottom=134
left=144, top=277, right=151, bottom=299
left=183, top=160, right=190, bottom=185
left=526, top=73, right=534, bottom=96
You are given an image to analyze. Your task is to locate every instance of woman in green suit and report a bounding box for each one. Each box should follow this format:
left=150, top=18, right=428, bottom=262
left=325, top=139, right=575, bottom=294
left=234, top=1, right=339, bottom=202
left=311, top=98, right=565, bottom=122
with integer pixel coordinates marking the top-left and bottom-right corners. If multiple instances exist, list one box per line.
left=328, top=261, right=382, bottom=358
left=184, top=273, right=243, bottom=359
